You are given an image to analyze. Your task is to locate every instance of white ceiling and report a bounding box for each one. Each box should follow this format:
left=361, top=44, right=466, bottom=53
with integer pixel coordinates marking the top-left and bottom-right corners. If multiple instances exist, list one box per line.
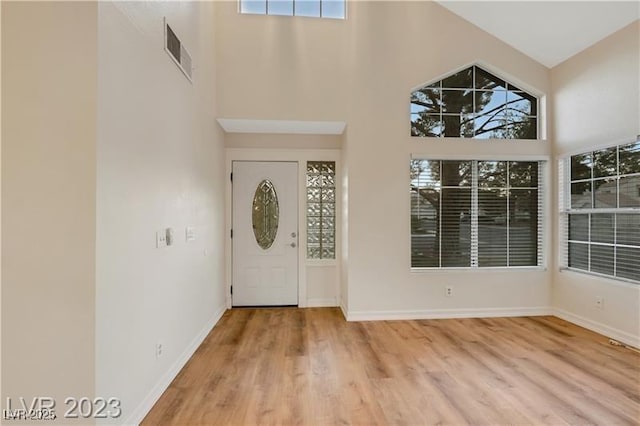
left=437, top=1, right=640, bottom=68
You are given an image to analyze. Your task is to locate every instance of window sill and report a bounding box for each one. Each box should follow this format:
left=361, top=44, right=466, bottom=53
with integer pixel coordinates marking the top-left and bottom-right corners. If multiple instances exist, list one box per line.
left=559, top=267, right=639, bottom=287
left=410, top=266, right=546, bottom=273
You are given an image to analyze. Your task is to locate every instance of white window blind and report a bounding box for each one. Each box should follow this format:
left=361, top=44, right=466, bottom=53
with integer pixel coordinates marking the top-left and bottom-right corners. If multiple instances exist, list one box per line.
left=411, top=159, right=543, bottom=268
left=561, top=139, right=640, bottom=283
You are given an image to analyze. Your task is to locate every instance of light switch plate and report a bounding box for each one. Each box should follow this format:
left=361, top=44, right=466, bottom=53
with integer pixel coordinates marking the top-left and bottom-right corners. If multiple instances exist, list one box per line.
left=186, top=226, right=196, bottom=242
left=156, top=230, right=167, bottom=248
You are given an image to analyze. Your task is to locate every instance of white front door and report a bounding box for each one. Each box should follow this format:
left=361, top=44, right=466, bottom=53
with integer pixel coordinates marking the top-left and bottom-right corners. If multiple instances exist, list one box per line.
left=232, top=161, right=298, bottom=306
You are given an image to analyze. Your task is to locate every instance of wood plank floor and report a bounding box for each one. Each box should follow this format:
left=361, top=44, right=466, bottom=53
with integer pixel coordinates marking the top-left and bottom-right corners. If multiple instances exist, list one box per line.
left=143, top=308, right=640, bottom=425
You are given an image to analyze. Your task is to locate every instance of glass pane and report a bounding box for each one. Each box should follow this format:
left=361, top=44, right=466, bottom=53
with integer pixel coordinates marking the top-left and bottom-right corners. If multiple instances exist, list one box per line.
left=441, top=161, right=471, bottom=186
left=307, top=246, right=321, bottom=259
left=571, top=153, right=592, bottom=181
left=307, top=216, right=320, bottom=230
left=307, top=202, right=321, bottom=216
left=307, top=174, right=321, bottom=187
left=441, top=188, right=471, bottom=267
left=441, top=114, right=471, bottom=137
left=268, top=0, right=294, bottom=15
left=321, top=216, right=334, bottom=229
left=619, top=175, right=640, bottom=208
left=594, top=178, right=617, bottom=208
left=475, top=90, right=506, bottom=115
left=321, top=162, right=335, bottom=174
left=411, top=114, right=442, bottom=137
left=241, top=0, right=267, bottom=14
left=295, top=0, right=320, bottom=17
left=411, top=160, right=440, bottom=266
left=509, top=162, right=538, bottom=187
left=568, top=242, right=589, bottom=271
left=507, top=91, right=537, bottom=116
left=571, top=181, right=592, bottom=209
left=321, top=187, right=335, bottom=203
left=503, top=117, right=537, bottom=140
left=593, top=147, right=617, bottom=178
left=509, top=189, right=538, bottom=266
left=321, top=0, right=345, bottom=18
left=475, top=67, right=507, bottom=90
left=619, top=141, right=640, bottom=174
left=569, top=214, right=589, bottom=241
left=590, top=245, right=614, bottom=276
left=478, top=161, right=507, bottom=188
left=307, top=187, right=320, bottom=202
left=411, top=88, right=441, bottom=113
left=411, top=159, right=440, bottom=188
left=441, top=90, right=473, bottom=113
left=616, top=214, right=640, bottom=247
left=591, top=214, right=614, bottom=244
left=478, top=189, right=507, bottom=267
left=252, top=179, right=279, bottom=250
left=307, top=162, right=320, bottom=174
left=616, top=246, right=640, bottom=282
left=473, top=114, right=506, bottom=139
left=321, top=174, right=334, bottom=187
left=442, top=67, right=473, bottom=88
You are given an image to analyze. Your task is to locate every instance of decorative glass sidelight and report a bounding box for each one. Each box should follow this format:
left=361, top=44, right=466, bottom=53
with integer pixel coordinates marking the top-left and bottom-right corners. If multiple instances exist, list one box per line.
left=252, top=179, right=279, bottom=250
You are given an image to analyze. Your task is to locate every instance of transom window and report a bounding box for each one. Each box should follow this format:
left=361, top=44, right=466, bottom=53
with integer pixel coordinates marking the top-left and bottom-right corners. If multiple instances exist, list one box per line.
left=411, top=159, right=543, bottom=268
left=307, top=161, right=336, bottom=259
left=240, top=0, right=345, bottom=19
left=411, top=65, right=538, bottom=139
left=561, top=139, right=640, bottom=283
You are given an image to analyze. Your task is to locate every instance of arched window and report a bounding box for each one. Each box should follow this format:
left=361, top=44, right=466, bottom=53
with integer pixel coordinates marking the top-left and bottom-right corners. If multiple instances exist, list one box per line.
left=411, top=65, right=538, bottom=139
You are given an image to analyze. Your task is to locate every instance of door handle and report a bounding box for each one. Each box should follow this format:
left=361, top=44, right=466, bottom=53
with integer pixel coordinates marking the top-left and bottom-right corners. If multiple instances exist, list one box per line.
left=289, top=242, right=297, bottom=248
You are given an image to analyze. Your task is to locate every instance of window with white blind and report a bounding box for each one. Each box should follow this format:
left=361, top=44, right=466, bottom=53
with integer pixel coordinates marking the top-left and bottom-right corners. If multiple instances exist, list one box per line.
left=307, top=161, right=336, bottom=259
left=560, top=139, right=640, bottom=283
left=411, top=159, right=543, bottom=268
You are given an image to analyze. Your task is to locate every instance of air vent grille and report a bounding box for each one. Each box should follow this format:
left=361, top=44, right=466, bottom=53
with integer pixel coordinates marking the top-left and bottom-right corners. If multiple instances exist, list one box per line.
left=164, top=18, right=192, bottom=82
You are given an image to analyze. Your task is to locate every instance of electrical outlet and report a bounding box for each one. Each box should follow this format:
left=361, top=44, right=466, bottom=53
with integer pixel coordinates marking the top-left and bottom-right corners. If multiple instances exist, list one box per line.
left=445, top=286, right=453, bottom=297
left=595, top=297, right=603, bottom=310
left=155, top=343, right=164, bottom=359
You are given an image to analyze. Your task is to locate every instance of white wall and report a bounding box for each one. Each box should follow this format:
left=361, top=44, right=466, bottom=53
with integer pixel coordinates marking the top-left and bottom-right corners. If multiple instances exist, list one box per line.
left=216, top=1, right=552, bottom=319
left=551, top=21, right=640, bottom=347
left=2, top=1, right=97, bottom=419
left=96, top=2, right=225, bottom=423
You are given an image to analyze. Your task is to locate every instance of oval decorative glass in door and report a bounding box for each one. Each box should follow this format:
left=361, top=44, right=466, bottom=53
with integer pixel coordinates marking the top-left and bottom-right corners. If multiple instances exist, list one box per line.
left=252, top=179, right=279, bottom=250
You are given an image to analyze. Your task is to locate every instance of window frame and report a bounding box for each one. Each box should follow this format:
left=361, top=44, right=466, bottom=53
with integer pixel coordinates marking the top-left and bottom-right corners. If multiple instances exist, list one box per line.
left=306, top=160, right=337, bottom=260
left=559, top=138, right=640, bottom=284
left=410, top=155, right=547, bottom=271
left=410, top=65, right=540, bottom=140
left=239, top=0, right=346, bottom=19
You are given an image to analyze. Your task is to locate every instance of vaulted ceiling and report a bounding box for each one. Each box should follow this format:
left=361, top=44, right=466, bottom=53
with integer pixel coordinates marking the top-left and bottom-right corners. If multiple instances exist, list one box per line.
left=437, top=1, right=640, bottom=68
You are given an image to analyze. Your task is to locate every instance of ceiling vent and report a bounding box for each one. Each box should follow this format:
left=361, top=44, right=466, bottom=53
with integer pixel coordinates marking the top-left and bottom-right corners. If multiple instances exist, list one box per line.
left=164, top=18, right=193, bottom=83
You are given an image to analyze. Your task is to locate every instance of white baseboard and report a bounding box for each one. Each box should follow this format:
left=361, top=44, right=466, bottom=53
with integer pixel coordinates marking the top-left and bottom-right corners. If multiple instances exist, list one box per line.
left=553, top=307, right=640, bottom=349
left=346, top=306, right=552, bottom=322
left=339, top=300, right=348, bottom=320
left=307, top=298, right=337, bottom=307
left=124, top=304, right=227, bottom=425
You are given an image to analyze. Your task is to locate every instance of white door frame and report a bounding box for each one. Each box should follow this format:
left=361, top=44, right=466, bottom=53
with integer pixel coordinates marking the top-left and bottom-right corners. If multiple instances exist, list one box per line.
left=225, top=148, right=341, bottom=309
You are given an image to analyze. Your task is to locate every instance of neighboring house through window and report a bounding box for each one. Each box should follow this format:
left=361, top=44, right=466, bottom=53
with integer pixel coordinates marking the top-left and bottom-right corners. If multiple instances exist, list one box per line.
left=411, top=159, right=544, bottom=268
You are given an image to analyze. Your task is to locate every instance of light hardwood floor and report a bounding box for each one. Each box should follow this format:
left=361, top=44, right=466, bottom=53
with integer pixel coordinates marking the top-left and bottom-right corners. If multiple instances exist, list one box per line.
left=143, top=308, right=640, bottom=425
